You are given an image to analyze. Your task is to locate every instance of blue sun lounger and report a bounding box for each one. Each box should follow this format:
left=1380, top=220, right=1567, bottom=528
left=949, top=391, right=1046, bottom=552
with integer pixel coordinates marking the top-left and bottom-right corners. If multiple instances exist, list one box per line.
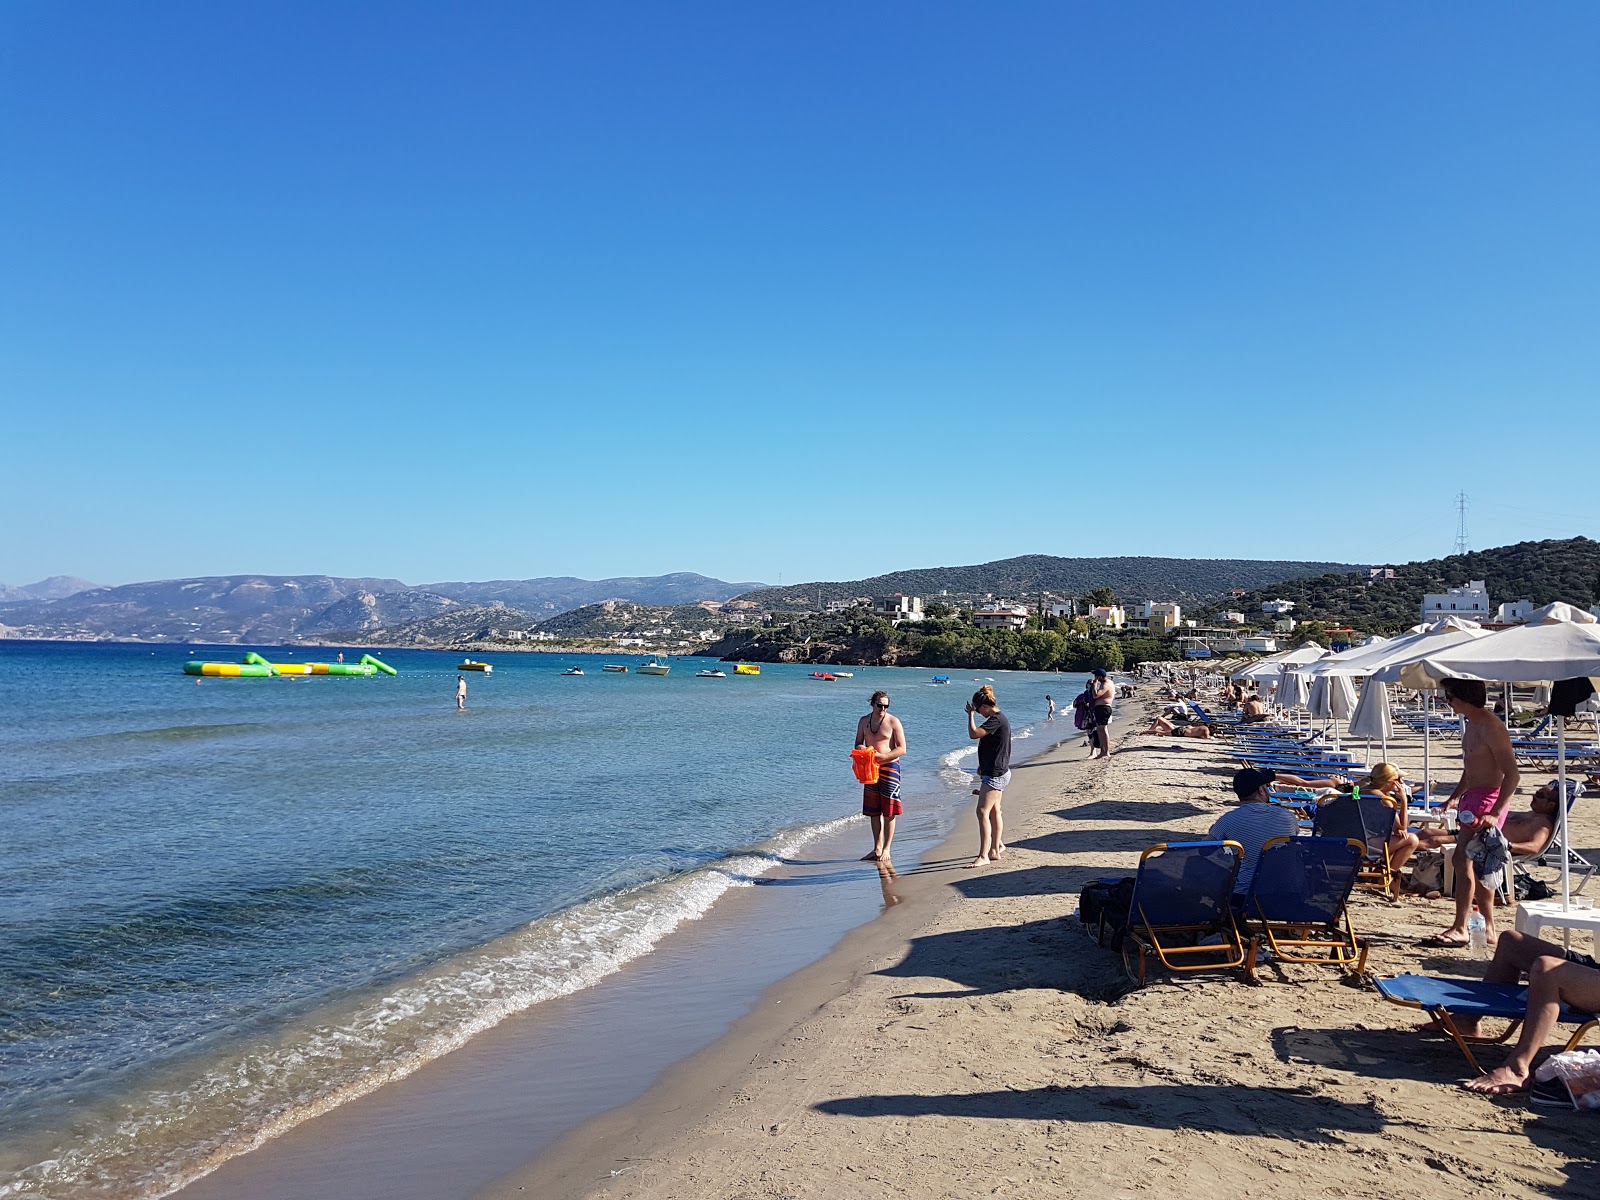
left=1122, top=840, right=1246, bottom=986
left=1239, top=836, right=1368, bottom=980
left=1373, top=974, right=1600, bottom=1074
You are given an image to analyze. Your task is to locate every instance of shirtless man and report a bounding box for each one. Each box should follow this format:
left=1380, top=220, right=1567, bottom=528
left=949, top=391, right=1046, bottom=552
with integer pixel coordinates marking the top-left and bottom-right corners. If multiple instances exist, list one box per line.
left=456, top=675, right=467, bottom=711
left=1429, top=678, right=1519, bottom=947
left=1141, top=715, right=1213, bottom=739
left=1239, top=694, right=1269, bottom=724
left=1089, top=668, right=1115, bottom=759
left=855, top=690, right=907, bottom=862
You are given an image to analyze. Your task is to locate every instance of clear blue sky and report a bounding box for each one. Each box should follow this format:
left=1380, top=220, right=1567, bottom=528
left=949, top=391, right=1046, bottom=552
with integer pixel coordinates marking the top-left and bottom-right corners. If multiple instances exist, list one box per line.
left=3, top=2, right=1595, bottom=588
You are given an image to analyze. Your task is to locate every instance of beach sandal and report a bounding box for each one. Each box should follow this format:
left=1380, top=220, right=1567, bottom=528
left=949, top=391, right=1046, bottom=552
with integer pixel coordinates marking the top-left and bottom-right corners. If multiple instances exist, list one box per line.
left=1417, top=934, right=1470, bottom=948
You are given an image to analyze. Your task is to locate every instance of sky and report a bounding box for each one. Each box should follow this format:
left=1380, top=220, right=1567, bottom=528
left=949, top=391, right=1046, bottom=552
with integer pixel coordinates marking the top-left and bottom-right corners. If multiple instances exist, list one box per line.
left=2, top=2, right=1596, bottom=589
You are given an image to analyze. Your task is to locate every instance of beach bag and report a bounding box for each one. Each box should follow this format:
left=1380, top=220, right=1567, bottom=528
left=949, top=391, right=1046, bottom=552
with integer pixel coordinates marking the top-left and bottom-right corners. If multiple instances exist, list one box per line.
left=1072, top=690, right=1093, bottom=730
left=1079, top=876, right=1135, bottom=949
left=1410, top=850, right=1445, bottom=894
left=851, top=747, right=880, bottom=785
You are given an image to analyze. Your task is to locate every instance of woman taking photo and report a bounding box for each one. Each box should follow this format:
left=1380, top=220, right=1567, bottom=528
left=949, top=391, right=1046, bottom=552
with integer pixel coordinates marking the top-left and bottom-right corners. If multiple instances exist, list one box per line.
left=965, top=685, right=1012, bottom=869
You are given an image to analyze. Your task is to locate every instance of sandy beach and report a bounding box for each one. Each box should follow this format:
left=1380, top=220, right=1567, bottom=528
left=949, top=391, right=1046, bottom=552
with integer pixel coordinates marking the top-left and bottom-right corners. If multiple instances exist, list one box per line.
left=493, top=697, right=1600, bottom=1200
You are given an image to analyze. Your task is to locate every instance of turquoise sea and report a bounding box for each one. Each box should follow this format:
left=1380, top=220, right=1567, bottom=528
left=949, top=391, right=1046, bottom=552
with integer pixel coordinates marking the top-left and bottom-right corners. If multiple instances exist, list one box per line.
left=0, top=640, right=1085, bottom=1198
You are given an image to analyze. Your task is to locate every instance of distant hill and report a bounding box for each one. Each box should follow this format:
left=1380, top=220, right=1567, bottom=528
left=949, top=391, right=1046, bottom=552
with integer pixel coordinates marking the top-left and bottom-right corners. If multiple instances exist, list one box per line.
left=324, top=604, right=542, bottom=647
left=538, top=599, right=735, bottom=638
left=0, top=571, right=764, bottom=644
left=422, top=573, right=765, bottom=613
left=737, top=554, right=1360, bottom=612
left=1213, top=538, right=1600, bottom=632
left=0, top=576, right=99, bottom=602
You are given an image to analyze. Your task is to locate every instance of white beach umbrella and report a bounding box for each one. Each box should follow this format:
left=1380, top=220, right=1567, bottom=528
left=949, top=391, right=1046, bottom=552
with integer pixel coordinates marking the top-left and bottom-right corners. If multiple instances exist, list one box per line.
left=1278, top=664, right=1312, bottom=713
left=1528, top=601, right=1598, bottom=626
left=1401, top=618, right=1600, bottom=910
left=1308, top=670, right=1356, bottom=746
left=1347, top=678, right=1394, bottom=763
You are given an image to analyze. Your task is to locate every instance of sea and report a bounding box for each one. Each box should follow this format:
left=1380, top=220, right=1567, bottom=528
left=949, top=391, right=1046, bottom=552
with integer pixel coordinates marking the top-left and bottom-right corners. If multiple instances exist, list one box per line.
left=0, top=640, right=1086, bottom=1198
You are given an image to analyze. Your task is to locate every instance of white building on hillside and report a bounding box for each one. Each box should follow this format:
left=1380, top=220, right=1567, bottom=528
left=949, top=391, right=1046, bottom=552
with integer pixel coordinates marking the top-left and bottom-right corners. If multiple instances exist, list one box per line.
left=1262, top=599, right=1296, bottom=615
left=1088, top=604, right=1125, bottom=629
left=1421, top=580, right=1490, bottom=623
left=1495, top=599, right=1534, bottom=624
left=972, top=603, right=1029, bottom=632
left=1222, top=611, right=1246, bottom=624
left=873, top=594, right=925, bottom=623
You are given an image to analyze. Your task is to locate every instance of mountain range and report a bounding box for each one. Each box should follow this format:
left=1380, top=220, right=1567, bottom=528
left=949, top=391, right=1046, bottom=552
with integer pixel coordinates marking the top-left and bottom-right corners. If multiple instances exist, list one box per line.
left=0, top=573, right=762, bottom=644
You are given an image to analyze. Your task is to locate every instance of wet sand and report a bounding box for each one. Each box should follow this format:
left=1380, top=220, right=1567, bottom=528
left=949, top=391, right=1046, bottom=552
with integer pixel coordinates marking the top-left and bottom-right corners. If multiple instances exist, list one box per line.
left=490, top=703, right=1600, bottom=1200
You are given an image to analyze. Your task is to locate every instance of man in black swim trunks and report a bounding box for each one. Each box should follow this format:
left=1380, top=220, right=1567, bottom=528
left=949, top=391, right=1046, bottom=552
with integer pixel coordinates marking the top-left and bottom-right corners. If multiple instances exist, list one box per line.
left=1089, top=668, right=1115, bottom=759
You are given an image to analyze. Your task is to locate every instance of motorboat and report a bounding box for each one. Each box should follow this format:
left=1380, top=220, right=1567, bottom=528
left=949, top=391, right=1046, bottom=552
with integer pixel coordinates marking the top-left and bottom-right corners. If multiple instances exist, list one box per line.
left=560, top=667, right=584, bottom=676
left=459, top=660, right=492, bottom=673
left=637, top=659, right=671, bottom=676
left=602, top=664, right=629, bottom=673
left=695, top=668, right=726, bottom=678
left=833, top=672, right=854, bottom=678
left=931, top=675, right=950, bottom=685
left=810, top=671, right=837, bottom=681
left=733, top=664, right=761, bottom=675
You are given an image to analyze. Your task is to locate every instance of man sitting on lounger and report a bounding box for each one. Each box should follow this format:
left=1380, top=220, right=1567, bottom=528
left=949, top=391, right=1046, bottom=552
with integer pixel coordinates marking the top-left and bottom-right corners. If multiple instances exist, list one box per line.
left=1210, top=768, right=1335, bottom=896
left=1452, top=929, right=1600, bottom=1094
left=1239, top=694, right=1269, bottom=724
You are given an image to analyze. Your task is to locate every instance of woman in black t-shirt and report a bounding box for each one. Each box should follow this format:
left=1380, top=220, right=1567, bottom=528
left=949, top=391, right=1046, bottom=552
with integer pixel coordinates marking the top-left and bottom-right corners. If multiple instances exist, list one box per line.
left=964, top=685, right=1012, bottom=869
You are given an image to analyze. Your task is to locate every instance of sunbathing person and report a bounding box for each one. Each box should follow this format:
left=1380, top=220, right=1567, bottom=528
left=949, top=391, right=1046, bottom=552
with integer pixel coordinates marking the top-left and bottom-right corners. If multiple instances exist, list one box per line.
left=1141, top=715, right=1212, bottom=738
left=1239, top=695, right=1269, bottom=724
left=1415, top=779, right=1570, bottom=857
left=1451, top=930, right=1600, bottom=1094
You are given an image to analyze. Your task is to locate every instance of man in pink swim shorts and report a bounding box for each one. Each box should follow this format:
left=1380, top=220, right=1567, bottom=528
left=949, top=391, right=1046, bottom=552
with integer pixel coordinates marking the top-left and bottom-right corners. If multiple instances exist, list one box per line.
left=1424, top=678, right=1519, bottom=949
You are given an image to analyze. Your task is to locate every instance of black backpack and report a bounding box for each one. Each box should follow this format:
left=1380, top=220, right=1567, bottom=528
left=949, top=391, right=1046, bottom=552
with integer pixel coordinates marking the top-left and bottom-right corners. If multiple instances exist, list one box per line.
left=1079, top=876, right=1136, bottom=949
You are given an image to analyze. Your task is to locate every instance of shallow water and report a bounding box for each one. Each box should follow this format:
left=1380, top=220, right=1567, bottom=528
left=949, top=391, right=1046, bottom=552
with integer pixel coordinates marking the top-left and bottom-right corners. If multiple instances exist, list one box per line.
left=0, top=640, right=1081, bottom=1198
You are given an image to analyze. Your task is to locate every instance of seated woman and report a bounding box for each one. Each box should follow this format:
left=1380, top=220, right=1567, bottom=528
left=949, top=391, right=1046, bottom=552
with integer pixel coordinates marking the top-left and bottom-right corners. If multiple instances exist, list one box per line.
left=1347, top=763, right=1420, bottom=899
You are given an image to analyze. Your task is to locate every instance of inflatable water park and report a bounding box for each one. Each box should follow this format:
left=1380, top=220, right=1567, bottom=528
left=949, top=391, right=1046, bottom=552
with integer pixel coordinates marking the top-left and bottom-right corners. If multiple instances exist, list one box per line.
left=184, top=652, right=396, bottom=677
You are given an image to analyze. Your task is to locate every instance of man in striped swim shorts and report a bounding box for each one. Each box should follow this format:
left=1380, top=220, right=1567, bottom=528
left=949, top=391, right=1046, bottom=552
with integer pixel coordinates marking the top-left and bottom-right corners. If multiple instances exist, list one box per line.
left=856, top=690, right=907, bottom=863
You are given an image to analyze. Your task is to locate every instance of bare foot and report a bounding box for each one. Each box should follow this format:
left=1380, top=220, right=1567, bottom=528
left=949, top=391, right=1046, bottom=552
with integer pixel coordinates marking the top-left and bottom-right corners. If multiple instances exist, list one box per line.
left=860, top=851, right=881, bottom=861
left=965, top=856, right=989, bottom=869
left=990, top=844, right=1005, bottom=860
left=1463, top=1065, right=1529, bottom=1095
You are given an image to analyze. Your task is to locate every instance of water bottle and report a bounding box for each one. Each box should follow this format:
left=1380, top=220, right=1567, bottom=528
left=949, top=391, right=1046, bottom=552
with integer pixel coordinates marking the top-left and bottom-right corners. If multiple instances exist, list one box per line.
left=1467, top=907, right=1489, bottom=959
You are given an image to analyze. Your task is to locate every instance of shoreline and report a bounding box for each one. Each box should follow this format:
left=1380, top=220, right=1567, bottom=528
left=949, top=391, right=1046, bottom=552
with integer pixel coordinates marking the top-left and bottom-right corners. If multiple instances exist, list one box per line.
left=481, top=703, right=1148, bottom=1198
left=158, top=680, right=1095, bottom=1200
left=482, top=701, right=1599, bottom=1200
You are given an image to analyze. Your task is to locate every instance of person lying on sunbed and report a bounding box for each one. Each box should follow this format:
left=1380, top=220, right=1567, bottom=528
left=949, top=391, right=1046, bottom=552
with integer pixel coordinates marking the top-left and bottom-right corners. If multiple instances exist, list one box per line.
left=1452, top=929, right=1600, bottom=1095
left=1142, top=715, right=1213, bottom=738
left=1414, top=780, right=1571, bottom=858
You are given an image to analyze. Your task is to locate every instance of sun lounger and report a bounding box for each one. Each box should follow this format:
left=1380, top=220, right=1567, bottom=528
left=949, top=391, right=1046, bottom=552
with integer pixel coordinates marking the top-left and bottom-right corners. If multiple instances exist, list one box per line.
left=1239, top=836, right=1368, bottom=981
left=1122, top=840, right=1246, bottom=987
left=1373, top=974, right=1600, bottom=1074
left=1312, top=793, right=1396, bottom=895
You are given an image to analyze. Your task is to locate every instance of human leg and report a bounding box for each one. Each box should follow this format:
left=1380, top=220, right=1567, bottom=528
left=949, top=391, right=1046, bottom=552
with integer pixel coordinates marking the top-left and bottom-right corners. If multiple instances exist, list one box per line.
left=1455, top=932, right=1577, bottom=1035
left=989, top=792, right=1005, bottom=859
left=1464, top=957, right=1600, bottom=1094
left=879, top=812, right=897, bottom=862
left=968, top=790, right=997, bottom=867
left=1436, top=845, right=1475, bottom=942
left=862, top=809, right=884, bottom=860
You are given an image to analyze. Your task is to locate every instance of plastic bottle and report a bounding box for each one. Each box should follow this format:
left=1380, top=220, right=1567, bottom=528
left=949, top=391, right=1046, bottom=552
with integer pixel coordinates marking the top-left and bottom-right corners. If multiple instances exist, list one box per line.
left=1467, top=906, right=1489, bottom=958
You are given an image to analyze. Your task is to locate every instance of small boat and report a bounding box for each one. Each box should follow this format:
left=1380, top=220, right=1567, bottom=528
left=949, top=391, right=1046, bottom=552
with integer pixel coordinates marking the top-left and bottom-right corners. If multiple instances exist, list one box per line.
left=560, top=667, right=584, bottom=676
left=459, top=660, right=492, bottom=673
left=833, top=672, right=854, bottom=678
left=602, top=664, right=629, bottom=673
left=695, top=668, right=727, bottom=678
left=733, top=663, right=761, bottom=676
left=637, top=659, right=671, bottom=676
left=810, top=671, right=837, bottom=681
left=931, top=675, right=950, bottom=685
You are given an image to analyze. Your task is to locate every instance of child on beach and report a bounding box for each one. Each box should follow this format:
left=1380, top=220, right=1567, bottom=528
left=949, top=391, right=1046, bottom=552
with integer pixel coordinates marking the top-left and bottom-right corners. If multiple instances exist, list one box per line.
left=965, top=685, right=1012, bottom=868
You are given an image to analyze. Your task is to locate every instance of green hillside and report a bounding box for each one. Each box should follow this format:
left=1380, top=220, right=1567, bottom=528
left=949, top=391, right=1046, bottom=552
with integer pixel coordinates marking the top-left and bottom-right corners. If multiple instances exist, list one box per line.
left=738, top=554, right=1358, bottom=612
left=1210, top=538, right=1600, bottom=632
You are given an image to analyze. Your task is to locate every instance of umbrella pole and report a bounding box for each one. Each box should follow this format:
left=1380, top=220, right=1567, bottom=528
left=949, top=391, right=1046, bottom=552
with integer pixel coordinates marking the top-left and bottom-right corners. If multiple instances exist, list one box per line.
left=1559, top=716, right=1570, bottom=914
left=1422, top=691, right=1432, bottom=803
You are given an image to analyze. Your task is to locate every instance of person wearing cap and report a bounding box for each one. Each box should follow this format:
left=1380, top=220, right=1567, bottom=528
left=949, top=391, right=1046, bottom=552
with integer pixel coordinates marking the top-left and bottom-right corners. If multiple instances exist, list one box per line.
left=1209, top=768, right=1316, bottom=896
left=1088, top=668, right=1115, bottom=759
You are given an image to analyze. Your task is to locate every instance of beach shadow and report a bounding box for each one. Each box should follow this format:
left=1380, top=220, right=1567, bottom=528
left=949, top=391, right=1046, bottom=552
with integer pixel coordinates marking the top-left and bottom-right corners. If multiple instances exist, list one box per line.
left=876, top=917, right=1119, bottom=998
left=815, top=1082, right=1392, bottom=1140
left=1054, top=799, right=1212, bottom=823
left=1269, top=1024, right=1471, bottom=1084
left=1525, top=1115, right=1600, bottom=1198
left=946, top=865, right=1081, bottom=900
left=1007, top=828, right=1195, bottom=857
